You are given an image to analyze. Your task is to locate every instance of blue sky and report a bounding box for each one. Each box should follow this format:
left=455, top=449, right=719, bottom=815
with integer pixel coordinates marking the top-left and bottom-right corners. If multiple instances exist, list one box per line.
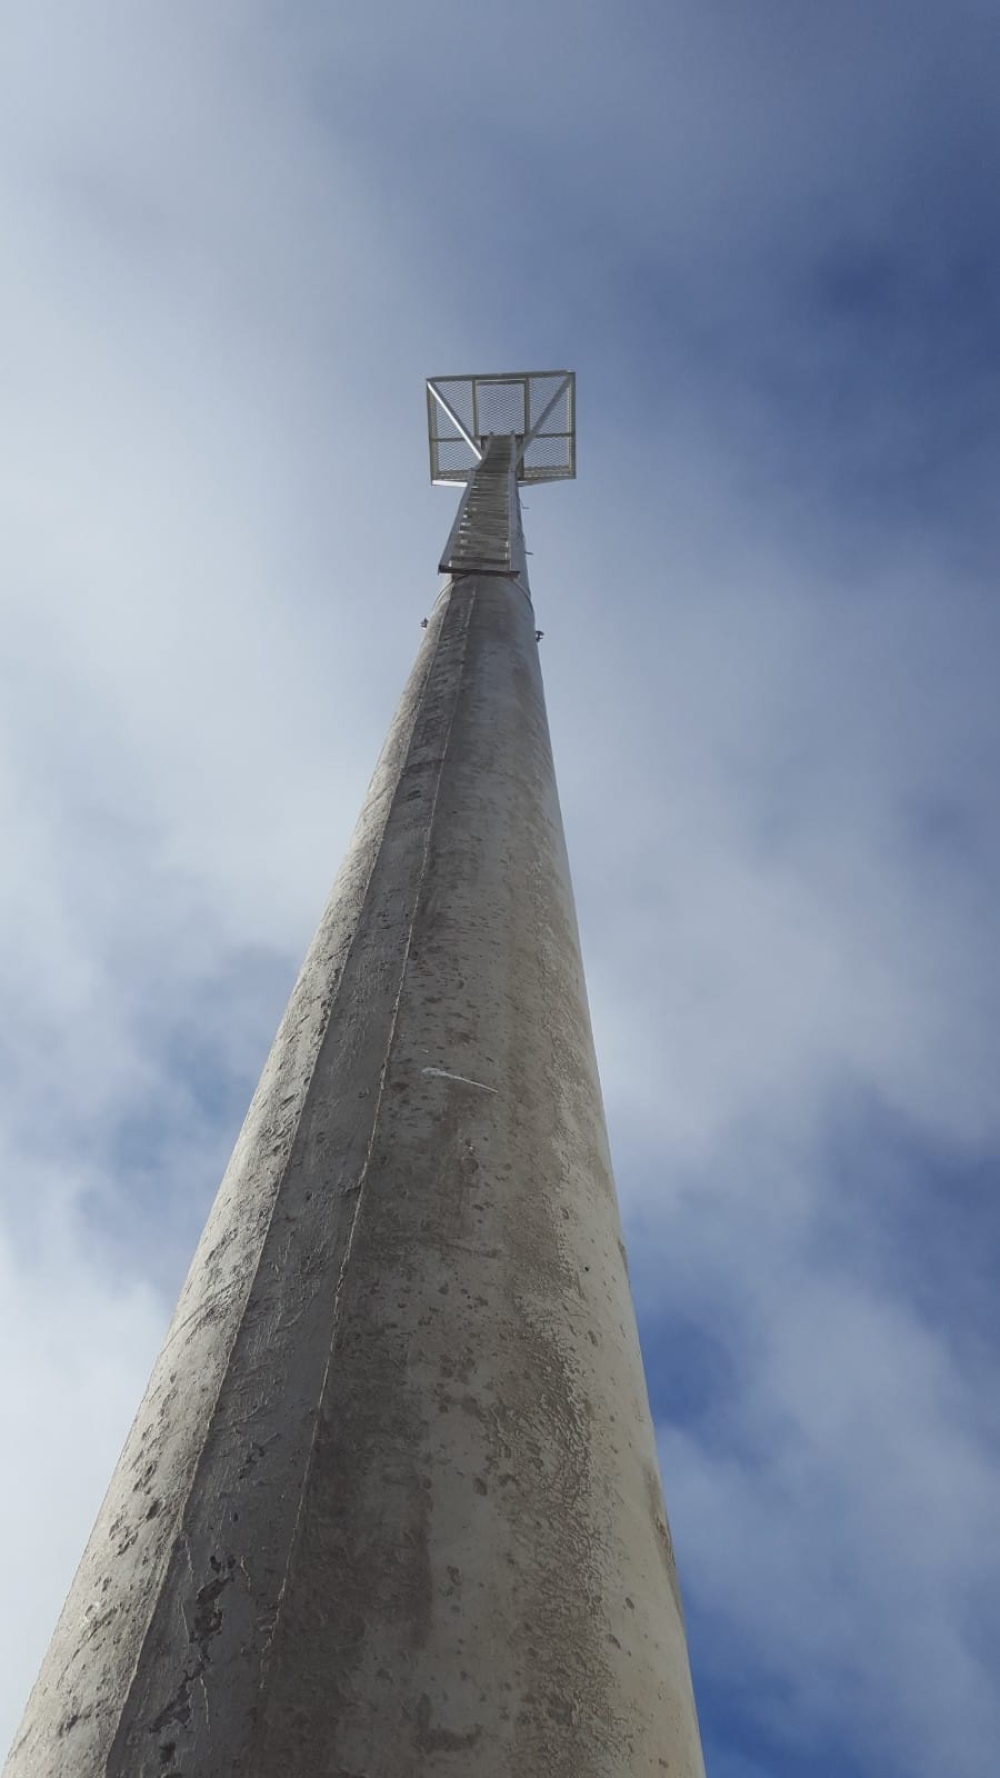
left=2, top=4, right=999, bottom=1773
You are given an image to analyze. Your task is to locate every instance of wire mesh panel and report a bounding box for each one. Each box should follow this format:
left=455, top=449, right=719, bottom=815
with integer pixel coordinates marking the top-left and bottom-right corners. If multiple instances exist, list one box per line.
left=427, top=372, right=576, bottom=483
left=524, top=373, right=575, bottom=479
left=436, top=437, right=476, bottom=477
left=474, top=379, right=527, bottom=437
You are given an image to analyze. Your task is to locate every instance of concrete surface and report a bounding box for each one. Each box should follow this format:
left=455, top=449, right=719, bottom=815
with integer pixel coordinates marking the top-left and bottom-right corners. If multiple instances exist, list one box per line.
left=5, top=571, right=706, bottom=1777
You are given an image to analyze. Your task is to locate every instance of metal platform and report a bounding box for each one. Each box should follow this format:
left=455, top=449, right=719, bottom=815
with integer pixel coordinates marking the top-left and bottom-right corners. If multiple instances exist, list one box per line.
left=426, top=371, right=575, bottom=485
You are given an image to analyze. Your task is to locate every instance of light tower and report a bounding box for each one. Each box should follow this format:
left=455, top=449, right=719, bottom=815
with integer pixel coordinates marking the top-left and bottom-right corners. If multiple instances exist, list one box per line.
left=5, top=373, right=706, bottom=1777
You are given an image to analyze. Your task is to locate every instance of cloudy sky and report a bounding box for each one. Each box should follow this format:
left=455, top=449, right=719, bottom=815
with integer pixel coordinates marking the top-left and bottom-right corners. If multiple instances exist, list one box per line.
left=2, top=3, right=999, bottom=1773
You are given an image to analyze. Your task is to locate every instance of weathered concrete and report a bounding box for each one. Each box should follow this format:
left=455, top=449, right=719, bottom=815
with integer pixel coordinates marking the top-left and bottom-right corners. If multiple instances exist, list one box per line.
left=5, top=571, right=706, bottom=1777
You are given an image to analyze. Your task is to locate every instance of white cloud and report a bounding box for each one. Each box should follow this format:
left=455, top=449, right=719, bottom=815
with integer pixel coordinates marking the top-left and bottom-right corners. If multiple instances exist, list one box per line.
left=0, top=1208, right=165, bottom=1740
left=2, top=5, right=999, bottom=1775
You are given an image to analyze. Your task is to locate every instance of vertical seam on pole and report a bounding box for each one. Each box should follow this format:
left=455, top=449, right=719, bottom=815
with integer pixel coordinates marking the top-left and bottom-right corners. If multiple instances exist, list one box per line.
left=249, top=583, right=478, bottom=1741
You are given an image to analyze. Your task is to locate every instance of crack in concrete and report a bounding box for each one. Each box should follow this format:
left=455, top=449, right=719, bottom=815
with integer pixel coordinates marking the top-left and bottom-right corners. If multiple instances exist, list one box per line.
left=421, top=1066, right=498, bottom=1093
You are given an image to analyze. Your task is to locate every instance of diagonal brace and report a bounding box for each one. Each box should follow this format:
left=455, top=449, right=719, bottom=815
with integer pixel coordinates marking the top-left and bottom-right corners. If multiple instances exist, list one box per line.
left=428, top=382, right=483, bottom=461
left=514, top=373, right=573, bottom=470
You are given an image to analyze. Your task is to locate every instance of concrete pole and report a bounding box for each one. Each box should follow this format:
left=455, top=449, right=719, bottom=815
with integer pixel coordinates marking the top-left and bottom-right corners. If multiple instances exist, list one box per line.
left=5, top=438, right=706, bottom=1778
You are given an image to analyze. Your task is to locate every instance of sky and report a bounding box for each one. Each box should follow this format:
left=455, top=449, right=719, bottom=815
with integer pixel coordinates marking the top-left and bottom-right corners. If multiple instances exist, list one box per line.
left=1, top=3, right=999, bottom=1773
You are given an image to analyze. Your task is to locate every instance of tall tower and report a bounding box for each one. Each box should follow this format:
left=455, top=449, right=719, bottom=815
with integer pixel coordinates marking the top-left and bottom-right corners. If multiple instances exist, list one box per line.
left=5, top=373, right=706, bottom=1777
